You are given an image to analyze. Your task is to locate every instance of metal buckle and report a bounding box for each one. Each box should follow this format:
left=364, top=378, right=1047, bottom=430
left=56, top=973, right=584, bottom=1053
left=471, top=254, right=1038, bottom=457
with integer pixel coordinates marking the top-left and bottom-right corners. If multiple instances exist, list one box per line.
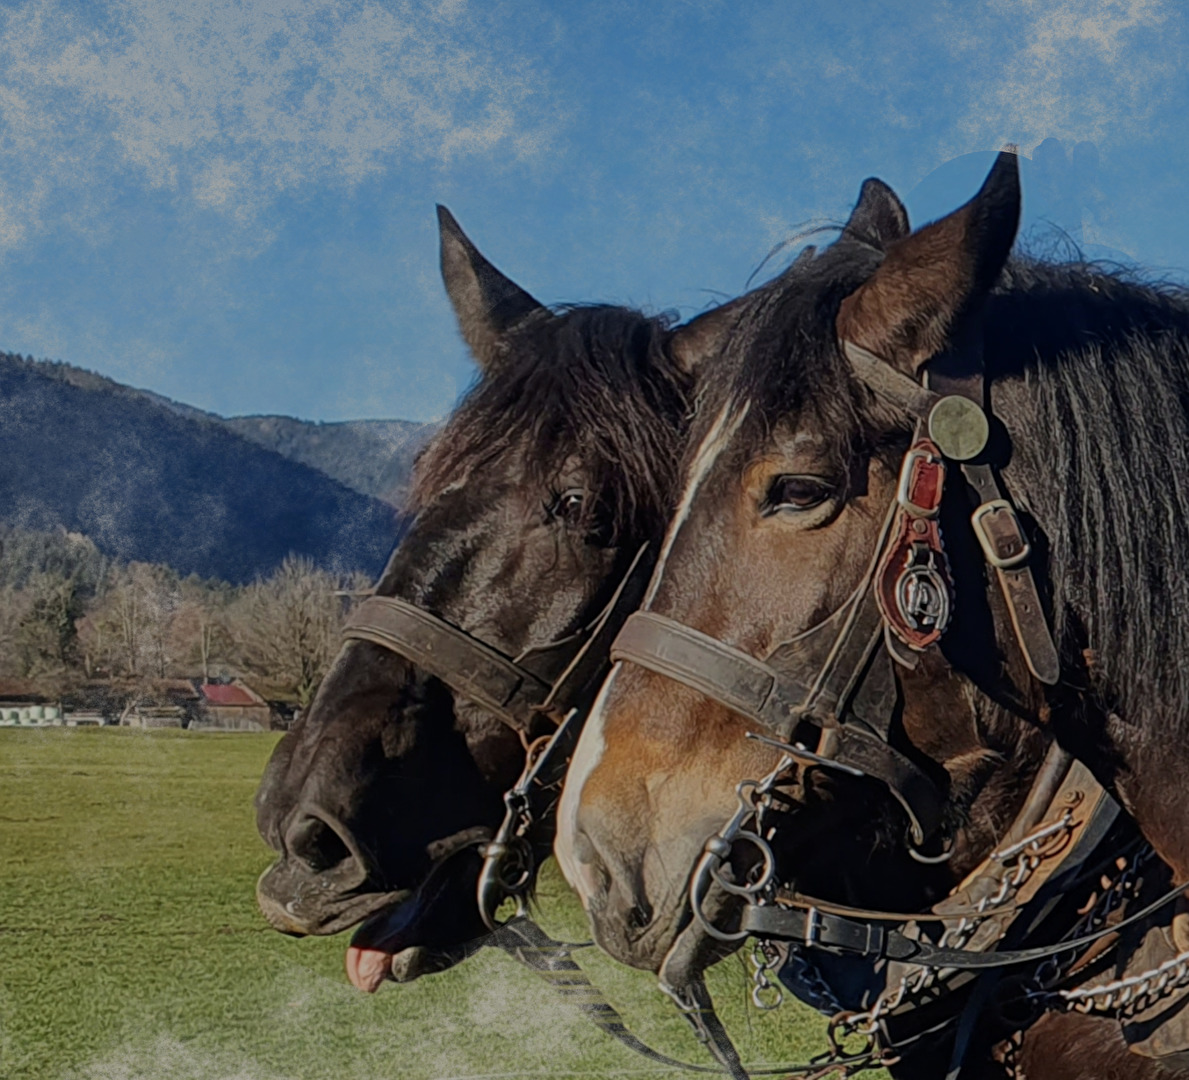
left=896, top=447, right=943, bottom=519
left=804, top=905, right=822, bottom=947
left=971, top=499, right=1032, bottom=569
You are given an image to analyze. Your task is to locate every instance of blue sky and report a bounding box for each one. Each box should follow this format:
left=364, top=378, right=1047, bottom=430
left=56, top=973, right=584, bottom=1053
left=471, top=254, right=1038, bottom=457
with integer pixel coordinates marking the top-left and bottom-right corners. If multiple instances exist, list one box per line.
left=0, top=0, right=1184, bottom=422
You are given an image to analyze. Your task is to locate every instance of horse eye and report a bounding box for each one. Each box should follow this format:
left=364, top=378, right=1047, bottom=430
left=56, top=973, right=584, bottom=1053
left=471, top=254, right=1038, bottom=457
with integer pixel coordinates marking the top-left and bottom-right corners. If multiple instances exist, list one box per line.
left=550, top=489, right=587, bottom=527
left=764, top=475, right=835, bottom=514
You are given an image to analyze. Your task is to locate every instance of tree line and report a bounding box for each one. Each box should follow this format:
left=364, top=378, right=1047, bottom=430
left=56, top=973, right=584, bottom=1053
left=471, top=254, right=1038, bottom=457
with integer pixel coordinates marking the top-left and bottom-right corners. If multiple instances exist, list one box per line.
left=0, top=526, right=372, bottom=706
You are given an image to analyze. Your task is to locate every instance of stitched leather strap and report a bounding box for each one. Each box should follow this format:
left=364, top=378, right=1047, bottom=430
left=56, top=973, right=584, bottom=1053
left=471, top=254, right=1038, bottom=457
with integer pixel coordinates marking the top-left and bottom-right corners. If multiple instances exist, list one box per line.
left=344, top=596, right=551, bottom=732
left=927, top=363, right=1061, bottom=686
left=611, top=609, right=946, bottom=841
left=345, top=544, right=654, bottom=735
left=742, top=876, right=1185, bottom=970
left=845, top=340, right=1061, bottom=686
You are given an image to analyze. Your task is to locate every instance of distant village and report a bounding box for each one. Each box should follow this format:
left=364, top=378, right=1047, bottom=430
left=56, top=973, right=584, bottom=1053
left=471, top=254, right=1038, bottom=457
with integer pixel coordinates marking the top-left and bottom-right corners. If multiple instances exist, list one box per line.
left=0, top=525, right=372, bottom=734
left=0, top=676, right=283, bottom=731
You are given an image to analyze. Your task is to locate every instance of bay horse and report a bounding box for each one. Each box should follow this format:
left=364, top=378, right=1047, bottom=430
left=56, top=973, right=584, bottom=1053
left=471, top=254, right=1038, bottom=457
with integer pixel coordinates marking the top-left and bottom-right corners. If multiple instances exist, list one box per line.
left=254, top=206, right=737, bottom=992
left=556, top=153, right=1189, bottom=1077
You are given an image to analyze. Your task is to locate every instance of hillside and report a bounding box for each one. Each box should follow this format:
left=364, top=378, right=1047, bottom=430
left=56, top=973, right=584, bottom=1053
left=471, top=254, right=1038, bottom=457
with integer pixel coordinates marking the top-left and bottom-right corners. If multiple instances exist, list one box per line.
left=223, top=415, right=434, bottom=507
left=0, top=353, right=406, bottom=583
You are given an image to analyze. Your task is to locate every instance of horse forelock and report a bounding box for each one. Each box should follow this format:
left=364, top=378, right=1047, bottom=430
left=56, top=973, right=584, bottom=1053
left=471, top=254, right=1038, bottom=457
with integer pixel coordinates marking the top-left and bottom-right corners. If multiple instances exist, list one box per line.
left=412, top=304, right=689, bottom=545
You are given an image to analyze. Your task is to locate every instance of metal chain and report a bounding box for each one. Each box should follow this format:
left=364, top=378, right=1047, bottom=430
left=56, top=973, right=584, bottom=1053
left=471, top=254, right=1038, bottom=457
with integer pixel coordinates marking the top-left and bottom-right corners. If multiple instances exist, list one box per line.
left=1031, top=844, right=1151, bottom=990
left=1024, top=844, right=1189, bottom=1018
left=824, top=810, right=1079, bottom=1060
left=749, top=940, right=785, bottom=1010
left=1052, top=945, right=1189, bottom=1016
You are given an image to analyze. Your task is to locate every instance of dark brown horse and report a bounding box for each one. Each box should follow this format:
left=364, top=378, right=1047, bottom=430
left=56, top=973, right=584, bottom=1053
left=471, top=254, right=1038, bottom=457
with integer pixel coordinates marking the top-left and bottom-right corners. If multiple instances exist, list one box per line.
left=557, top=155, right=1189, bottom=1076
left=254, top=207, right=736, bottom=991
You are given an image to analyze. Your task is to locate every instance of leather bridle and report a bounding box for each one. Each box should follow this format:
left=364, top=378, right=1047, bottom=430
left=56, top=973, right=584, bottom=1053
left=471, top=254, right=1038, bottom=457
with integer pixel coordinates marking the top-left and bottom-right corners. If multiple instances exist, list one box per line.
left=611, top=339, right=1061, bottom=856
left=341, top=542, right=654, bottom=921
left=596, top=337, right=1189, bottom=1076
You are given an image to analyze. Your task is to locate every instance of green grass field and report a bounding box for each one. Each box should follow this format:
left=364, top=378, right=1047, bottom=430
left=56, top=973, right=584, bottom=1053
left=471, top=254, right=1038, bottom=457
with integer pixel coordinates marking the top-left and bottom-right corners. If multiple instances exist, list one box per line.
left=0, top=728, right=884, bottom=1080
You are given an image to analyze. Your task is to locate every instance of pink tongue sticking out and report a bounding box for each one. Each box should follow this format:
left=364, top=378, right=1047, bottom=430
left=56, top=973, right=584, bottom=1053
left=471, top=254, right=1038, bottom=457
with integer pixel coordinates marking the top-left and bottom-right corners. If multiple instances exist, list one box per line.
left=346, top=899, right=423, bottom=992
left=346, top=944, right=395, bottom=993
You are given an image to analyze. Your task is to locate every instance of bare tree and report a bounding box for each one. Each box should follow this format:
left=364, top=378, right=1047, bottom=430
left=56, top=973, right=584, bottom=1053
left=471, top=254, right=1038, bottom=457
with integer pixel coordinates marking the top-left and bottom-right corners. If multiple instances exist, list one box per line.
left=230, top=556, right=343, bottom=706
left=172, top=578, right=234, bottom=682
left=0, top=586, right=35, bottom=678
left=78, top=562, right=181, bottom=679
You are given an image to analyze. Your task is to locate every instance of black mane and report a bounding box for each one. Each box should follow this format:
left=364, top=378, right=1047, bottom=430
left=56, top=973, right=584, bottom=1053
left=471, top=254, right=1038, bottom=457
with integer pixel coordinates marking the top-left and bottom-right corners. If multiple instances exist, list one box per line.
left=1001, top=259, right=1189, bottom=738
left=413, top=304, right=689, bottom=542
left=700, top=235, right=1189, bottom=741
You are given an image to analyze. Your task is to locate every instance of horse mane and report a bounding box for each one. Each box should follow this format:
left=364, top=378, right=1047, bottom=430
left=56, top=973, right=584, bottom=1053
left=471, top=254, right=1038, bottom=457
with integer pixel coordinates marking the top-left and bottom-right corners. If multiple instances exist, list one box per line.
left=999, top=259, right=1189, bottom=738
left=412, top=304, right=690, bottom=543
left=689, top=238, right=890, bottom=483
left=703, top=235, right=1189, bottom=743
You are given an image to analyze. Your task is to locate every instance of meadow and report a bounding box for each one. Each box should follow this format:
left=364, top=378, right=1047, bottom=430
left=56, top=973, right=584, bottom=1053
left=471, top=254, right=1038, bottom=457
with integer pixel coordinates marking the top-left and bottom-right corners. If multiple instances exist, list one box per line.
left=0, top=728, right=882, bottom=1080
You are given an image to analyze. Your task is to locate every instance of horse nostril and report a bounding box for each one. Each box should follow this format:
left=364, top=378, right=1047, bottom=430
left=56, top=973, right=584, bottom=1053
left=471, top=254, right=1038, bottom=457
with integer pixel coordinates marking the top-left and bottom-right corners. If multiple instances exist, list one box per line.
left=287, top=814, right=353, bottom=873
left=627, top=900, right=653, bottom=931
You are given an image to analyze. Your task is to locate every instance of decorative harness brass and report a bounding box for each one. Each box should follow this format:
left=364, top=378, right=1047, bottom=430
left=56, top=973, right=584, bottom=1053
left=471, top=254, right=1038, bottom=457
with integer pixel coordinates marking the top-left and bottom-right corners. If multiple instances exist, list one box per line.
left=603, top=337, right=1189, bottom=1075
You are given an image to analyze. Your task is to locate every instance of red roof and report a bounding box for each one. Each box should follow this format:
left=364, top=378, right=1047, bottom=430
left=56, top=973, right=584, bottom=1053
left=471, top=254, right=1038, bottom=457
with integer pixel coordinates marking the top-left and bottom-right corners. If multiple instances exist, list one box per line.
left=200, top=684, right=259, bottom=707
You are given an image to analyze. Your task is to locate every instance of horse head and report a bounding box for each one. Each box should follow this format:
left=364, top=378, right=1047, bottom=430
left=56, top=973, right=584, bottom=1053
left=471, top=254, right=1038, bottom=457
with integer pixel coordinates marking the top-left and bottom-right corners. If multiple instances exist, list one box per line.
left=254, top=206, right=738, bottom=990
left=556, top=154, right=1062, bottom=979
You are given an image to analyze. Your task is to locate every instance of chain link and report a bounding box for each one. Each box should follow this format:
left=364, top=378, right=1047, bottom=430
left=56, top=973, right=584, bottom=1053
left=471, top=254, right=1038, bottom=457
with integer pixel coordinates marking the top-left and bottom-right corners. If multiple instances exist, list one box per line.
left=1026, top=845, right=1189, bottom=1018
left=749, top=940, right=785, bottom=1010
left=1031, top=845, right=1150, bottom=990
left=824, top=809, right=1079, bottom=1060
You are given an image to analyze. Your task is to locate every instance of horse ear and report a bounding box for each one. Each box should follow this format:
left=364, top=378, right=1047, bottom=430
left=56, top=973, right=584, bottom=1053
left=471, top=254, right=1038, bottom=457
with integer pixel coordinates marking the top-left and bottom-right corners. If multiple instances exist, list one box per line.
left=669, top=295, right=748, bottom=374
left=837, top=150, right=1020, bottom=374
left=437, top=206, right=545, bottom=370
left=841, top=178, right=910, bottom=248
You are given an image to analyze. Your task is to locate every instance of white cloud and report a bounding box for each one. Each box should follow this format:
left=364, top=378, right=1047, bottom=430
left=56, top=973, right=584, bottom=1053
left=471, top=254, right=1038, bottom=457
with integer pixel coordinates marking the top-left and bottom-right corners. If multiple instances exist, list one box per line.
left=0, top=0, right=558, bottom=248
left=953, top=0, right=1171, bottom=151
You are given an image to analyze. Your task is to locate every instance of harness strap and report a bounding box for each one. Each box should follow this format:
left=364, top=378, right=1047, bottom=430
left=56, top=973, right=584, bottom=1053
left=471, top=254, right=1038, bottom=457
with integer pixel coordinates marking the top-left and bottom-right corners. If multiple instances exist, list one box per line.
left=488, top=917, right=860, bottom=1076
left=343, top=595, right=551, bottom=732
left=932, top=364, right=1060, bottom=686
left=741, top=877, right=1186, bottom=971
left=612, top=610, right=946, bottom=841
left=845, top=341, right=1061, bottom=686
left=538, top=543, right=654, bottom=714
left=343, top=543, right=654, bottom=736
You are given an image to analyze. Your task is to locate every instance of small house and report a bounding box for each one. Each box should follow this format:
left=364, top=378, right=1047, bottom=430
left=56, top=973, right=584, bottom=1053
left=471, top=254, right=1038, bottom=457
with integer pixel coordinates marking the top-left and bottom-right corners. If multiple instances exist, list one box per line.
left=191, top=680, right=271, bottom=731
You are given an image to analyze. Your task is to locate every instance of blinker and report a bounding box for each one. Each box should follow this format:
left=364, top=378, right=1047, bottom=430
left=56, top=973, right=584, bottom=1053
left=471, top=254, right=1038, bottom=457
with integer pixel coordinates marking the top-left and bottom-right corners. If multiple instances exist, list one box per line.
left=927, top=394, right=989, bottom=462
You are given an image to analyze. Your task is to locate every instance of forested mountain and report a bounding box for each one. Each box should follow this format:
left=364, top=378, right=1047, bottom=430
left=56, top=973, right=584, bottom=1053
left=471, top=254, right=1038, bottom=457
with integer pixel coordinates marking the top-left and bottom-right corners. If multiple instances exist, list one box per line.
left=0, top=353, right=411, bottom=583
left=222, top=415, right=433, bottom=507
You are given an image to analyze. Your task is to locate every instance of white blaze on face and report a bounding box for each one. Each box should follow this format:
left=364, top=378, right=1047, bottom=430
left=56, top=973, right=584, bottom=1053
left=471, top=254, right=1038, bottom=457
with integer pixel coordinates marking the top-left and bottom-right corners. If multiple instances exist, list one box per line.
left=554, top=402, right=748, bottom=904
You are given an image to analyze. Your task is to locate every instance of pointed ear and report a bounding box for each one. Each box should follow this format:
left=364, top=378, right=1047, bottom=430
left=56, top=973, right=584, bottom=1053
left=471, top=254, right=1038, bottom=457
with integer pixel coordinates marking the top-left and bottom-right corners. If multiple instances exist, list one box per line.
left=841, top=178, right=910, bottom=248
left=669, top=295, right=748, bottom=375
left=437, top=206, right=545, bottom=370
left=837, top=151, right=1020, bottom=374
